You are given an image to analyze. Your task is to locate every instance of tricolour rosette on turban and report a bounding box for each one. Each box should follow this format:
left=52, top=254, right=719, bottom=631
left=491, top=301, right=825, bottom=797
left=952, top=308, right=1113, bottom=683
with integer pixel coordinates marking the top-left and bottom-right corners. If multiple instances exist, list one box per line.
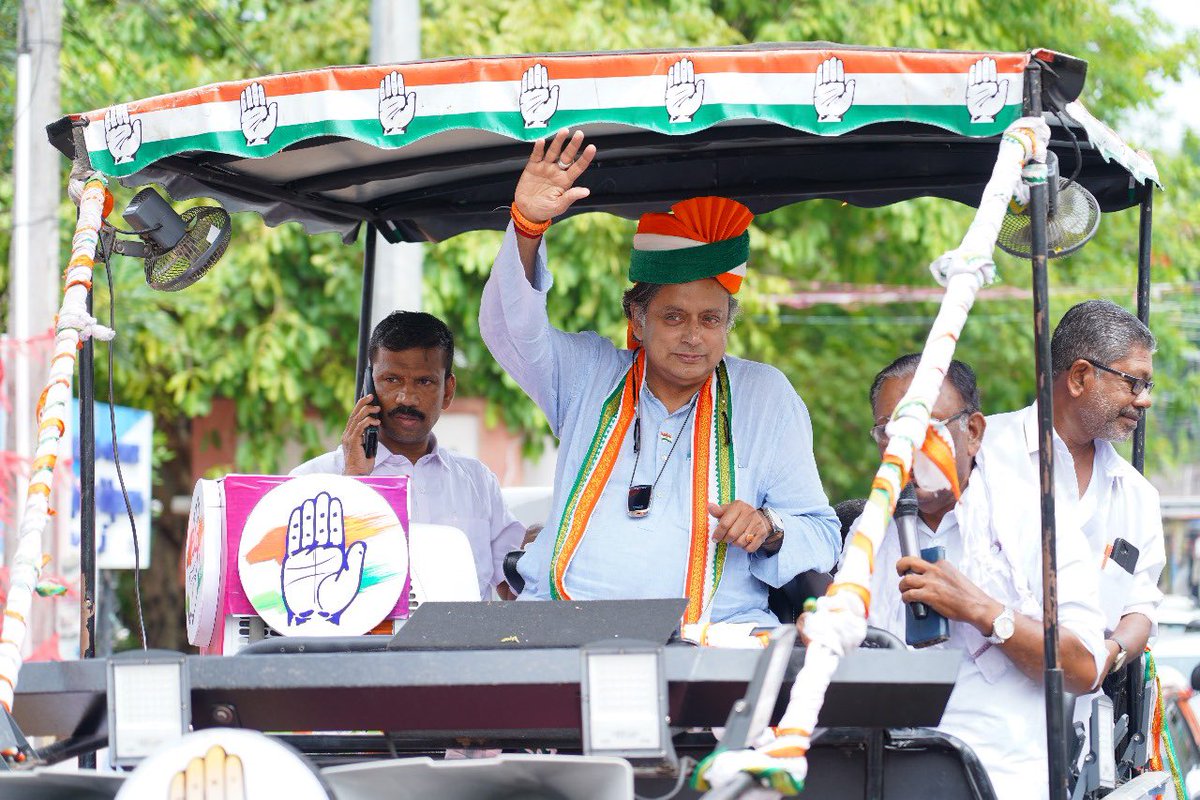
left=630, top=196, right=754, bottom=293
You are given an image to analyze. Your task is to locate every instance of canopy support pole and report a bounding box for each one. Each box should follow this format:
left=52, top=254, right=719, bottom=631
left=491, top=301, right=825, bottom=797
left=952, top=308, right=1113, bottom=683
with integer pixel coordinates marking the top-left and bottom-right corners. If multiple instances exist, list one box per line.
left=355, top=224, right=378, bottom=397
left=1132, top=192, right=1153, bottom=474
left=78, top=288, right=97, bottom=769
left=1027, top=64, right=1068, bottom=800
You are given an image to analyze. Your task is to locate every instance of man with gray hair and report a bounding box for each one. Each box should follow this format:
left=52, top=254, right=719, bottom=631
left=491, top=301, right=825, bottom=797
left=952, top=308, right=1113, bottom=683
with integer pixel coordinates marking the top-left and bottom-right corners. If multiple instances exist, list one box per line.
left=983, top=300, right=1164, bottom=737
left=480, top=129, right=839, bottom=624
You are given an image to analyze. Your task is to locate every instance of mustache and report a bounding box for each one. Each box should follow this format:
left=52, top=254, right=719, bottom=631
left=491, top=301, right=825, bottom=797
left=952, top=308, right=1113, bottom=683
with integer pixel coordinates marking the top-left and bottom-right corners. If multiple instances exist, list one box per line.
left=388, top=404, right=426, bottom=420
left=1120, top=407, right=1143, bottom=422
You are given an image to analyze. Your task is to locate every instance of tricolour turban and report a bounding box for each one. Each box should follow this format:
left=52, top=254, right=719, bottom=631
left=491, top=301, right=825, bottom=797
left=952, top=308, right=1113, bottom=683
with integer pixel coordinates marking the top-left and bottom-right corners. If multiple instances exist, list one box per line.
left=629, top=196, right=754, bottom=294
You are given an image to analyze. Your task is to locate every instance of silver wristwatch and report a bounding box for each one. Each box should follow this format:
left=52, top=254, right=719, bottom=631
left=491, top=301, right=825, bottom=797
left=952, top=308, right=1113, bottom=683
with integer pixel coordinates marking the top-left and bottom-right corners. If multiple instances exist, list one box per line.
left=985, top=607, right=1016, bottom=645
left=1109, top=639, right=1129, bottom=673
left=757, top=506, right=785, bottom=557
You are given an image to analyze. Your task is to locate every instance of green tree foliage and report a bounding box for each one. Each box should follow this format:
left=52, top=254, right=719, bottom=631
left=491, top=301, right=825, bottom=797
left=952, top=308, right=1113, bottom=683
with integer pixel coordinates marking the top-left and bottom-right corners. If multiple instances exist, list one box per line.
left=1, top=0, right=1198, bottom=647
left=422, top=0, right=1200, bottom=501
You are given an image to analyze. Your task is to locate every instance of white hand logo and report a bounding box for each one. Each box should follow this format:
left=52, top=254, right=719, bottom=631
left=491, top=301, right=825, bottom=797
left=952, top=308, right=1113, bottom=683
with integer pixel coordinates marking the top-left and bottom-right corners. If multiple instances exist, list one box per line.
left=281, top=492, right=367, bottom=626
left=240, top=81, right=278, bottom=146
left=665, top=58, right=704, bottom=123
left=966, top=57, right=1009, bottom=124
left=814, top=57, right=855, bottom=123
left=379, top=71, right=417, bottom=135
left=519, top=64, right=559, bottom=129
left=104, top=105, right=141, bottom=165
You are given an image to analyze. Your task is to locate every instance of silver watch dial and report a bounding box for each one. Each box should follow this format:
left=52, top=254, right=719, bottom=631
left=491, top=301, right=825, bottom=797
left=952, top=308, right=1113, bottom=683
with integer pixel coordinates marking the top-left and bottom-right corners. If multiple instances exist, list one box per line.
left=993, top=611, right=1015, bottom=641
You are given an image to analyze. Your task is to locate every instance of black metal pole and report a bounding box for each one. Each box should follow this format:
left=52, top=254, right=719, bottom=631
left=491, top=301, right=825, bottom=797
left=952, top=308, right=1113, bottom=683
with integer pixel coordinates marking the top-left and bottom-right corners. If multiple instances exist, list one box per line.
left=355, top=224, right=377, bottom=398
left=1026, top=64, right=1068, bottom=800
left=1132, top=192, right=1153, bottom=475
left=78, top=288, right=97, bottom=769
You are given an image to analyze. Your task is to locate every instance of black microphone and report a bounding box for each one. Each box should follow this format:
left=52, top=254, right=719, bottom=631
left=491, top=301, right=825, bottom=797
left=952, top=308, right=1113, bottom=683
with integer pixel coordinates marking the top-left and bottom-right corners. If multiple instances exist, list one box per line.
left=894, top=483, right=928, bottom=620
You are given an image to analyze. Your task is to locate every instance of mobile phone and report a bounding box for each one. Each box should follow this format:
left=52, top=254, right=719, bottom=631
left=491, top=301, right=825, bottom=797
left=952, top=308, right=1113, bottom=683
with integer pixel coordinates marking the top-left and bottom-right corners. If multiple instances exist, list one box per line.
left=906, top=545, right=951, bottom=649
left=361, top=368, right=379, bottom=459
left=1108, top=537, right=1140, bottom=575
left=627, top=484, right=652, bottom=518
left=1099, top=537, right=1140, bottom=631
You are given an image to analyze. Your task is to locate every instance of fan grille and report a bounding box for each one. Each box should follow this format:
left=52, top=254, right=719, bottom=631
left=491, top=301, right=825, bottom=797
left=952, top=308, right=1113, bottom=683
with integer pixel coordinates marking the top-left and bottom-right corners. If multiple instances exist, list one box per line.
left=996, top=180, right=1101, bottom=260
left=144, top=206, right=231, bottom=291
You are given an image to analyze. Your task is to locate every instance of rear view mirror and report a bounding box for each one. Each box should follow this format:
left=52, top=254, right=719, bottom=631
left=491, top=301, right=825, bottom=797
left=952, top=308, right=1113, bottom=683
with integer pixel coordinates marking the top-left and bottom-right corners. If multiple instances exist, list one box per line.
left=1191, top=664, right=1200, bottom=694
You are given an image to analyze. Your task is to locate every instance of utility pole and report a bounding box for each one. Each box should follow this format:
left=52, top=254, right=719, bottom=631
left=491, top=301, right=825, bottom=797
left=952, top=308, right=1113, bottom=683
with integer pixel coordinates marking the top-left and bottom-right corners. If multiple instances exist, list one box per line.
left=8, top=0, right=64, bottom=655
left=369, top=0, right=423, bottom=324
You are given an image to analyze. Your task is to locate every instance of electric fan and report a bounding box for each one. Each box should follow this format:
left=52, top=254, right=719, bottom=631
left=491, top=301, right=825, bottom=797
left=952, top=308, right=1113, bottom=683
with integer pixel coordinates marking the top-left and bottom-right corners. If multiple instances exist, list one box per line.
left=101, top=188, right=231, bottom=290
left=997, top=151, right=1101, bottom=260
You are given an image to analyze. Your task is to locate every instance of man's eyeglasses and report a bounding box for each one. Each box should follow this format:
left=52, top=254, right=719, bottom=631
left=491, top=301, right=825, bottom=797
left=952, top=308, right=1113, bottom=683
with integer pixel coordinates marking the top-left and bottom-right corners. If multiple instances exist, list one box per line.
left=1085, top=359, right=1154, bottom=397
left=870, top=409, right=970, bottom=446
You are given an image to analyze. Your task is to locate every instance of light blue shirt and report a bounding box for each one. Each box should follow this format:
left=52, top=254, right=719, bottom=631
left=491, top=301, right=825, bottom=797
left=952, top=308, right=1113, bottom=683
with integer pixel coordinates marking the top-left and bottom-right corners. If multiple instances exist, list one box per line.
left=480, top=225, right=840, bottom=624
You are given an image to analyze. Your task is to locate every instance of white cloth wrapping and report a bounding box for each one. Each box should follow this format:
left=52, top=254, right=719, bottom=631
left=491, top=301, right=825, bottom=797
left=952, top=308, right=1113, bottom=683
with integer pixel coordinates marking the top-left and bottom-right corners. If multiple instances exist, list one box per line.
left=699, top=117, right=1051, bottom=794
left=1, top=178, right=111, bottom=711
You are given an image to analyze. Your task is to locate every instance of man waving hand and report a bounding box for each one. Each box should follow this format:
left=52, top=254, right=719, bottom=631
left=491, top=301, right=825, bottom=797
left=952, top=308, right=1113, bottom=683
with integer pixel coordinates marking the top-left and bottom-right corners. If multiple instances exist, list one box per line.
left=480, top=129, right=839, bottom=625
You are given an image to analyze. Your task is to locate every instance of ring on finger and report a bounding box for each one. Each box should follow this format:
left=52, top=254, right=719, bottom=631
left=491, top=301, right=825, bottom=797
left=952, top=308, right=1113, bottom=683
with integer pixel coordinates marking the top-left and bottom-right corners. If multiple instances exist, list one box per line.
left=556, top=157, right=573, bottom=170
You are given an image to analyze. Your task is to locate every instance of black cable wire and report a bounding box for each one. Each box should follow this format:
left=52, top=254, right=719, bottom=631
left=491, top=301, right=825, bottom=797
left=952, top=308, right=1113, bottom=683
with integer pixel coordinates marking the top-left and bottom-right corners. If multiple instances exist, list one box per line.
left=1056, top=111, right=1084, bottom=187
left=97, top=241, right=148, bottom=651
left=106, top=222, right=162, bottom=237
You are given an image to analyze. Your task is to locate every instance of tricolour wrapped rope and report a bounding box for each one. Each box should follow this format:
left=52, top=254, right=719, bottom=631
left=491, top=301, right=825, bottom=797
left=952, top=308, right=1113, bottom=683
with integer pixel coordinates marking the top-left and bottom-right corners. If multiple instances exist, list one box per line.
left=0, top=176, right=114, bottom=712
left=695, top=117, right=1050, bottom=793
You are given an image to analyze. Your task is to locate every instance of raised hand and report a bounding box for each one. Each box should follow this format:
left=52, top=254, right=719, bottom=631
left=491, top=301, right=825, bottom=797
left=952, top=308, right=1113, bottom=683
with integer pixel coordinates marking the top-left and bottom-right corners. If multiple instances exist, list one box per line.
left=966, top=57, right=1009, bottom=124
left=240, top=81, right=278, bottom=146
left=379, top=71, right=417, bottom=135
left=104, top=105, right=141, bottom=165
left=519, top=64, right=559, bottom=129
left=814, top=57, right=855, bottom=123
left=513, top=128, right=597, bottom=224
left=665, top=58, right=704, bottom=123
left=281, top=492, right=367, bottom=626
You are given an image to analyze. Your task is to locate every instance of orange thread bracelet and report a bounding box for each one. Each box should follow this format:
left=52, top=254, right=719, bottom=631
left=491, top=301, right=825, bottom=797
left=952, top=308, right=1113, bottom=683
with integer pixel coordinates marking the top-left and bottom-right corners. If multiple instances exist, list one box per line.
left=511, top=202, right=552, bottom=238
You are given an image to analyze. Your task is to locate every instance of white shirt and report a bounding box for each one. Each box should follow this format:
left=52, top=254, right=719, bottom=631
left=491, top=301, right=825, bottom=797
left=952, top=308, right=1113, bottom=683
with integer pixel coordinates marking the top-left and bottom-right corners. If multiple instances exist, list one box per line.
left=858, top=452, right=1106, bottom=800
left=983, top=404, right=1165, bottom=631
left=984, top=403, right=1166, bottom=770
left=291, top=437, right=526, bottom=599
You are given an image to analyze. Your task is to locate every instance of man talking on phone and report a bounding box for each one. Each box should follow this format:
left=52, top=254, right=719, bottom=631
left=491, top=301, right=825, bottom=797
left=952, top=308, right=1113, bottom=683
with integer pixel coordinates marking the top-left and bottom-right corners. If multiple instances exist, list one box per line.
left=292, top=311, right=525, bottom=599
left=983, top=301, right=1165, bottom=763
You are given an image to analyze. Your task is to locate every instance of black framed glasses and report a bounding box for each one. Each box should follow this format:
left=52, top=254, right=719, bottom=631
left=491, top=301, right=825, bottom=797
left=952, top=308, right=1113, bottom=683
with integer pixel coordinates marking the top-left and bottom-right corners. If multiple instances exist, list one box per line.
left=1085, top=359, right=1154, bottom=397
left=870, top=409, right=970, bottom=446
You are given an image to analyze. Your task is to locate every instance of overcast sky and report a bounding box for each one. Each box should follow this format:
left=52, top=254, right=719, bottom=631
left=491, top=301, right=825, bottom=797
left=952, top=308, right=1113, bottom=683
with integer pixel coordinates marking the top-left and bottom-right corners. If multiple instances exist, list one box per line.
left=1129, top=0, right=1200, bottom=152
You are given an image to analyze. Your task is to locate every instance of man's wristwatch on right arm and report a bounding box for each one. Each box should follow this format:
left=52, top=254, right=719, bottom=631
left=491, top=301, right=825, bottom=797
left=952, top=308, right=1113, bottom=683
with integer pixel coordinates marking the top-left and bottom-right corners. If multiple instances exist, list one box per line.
left=1108, top=637, right=1129, bottom=674
left=757, top=506, right=785, bottom=557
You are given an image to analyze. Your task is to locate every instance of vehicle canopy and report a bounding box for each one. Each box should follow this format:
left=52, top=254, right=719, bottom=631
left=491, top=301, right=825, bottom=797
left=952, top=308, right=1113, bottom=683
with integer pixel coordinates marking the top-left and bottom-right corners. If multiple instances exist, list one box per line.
left=48, top=42, right=1158, bottom=243
left=18, top=41, right=1164, bottom=800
